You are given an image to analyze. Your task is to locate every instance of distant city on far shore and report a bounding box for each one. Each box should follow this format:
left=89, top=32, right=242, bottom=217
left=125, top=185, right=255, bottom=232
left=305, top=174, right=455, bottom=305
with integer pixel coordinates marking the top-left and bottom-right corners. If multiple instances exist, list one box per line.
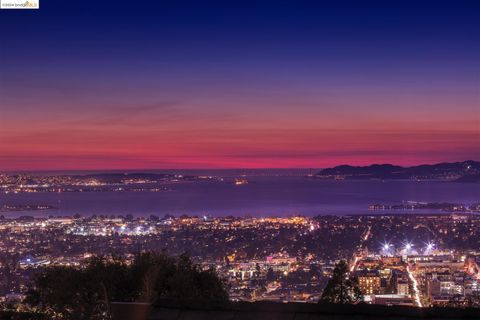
left=1, top=0, right=479, bottom=318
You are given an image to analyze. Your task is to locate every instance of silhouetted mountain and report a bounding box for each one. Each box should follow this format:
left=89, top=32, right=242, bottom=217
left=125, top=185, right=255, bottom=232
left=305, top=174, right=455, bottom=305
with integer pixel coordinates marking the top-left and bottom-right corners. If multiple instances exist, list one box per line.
left=316, top=161, right=480, bottom=181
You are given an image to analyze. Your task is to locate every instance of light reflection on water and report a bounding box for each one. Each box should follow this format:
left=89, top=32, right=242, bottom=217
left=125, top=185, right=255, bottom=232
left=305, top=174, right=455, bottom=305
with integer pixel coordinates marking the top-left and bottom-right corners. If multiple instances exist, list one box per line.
left=1, top=174, right=479, bottom=217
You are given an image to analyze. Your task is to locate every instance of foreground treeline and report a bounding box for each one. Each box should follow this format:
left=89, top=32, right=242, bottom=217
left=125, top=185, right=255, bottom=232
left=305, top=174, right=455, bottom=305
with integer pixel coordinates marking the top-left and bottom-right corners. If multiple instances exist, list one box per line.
left=24, top=252, right=228, bottom=319
left=319, top=260, right=363, bottom=304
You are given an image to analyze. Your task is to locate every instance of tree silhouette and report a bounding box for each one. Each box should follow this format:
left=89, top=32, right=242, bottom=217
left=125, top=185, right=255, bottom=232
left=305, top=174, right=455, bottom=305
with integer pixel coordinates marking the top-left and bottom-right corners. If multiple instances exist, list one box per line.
left=319, top=260, right=363, bottom=304
left=466, top=292, right=480, bottom=308
left=266, top=267, right=276, bottom=282
left=26, top=252, right=228, bottom=319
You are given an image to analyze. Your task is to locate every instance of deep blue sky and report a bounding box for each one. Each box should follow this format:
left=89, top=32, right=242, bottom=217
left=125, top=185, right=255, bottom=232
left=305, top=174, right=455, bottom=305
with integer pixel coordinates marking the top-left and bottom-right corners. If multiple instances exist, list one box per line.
left=3, top=1, right=480, bottom=63
left=0, top=1, right=479, bottom=170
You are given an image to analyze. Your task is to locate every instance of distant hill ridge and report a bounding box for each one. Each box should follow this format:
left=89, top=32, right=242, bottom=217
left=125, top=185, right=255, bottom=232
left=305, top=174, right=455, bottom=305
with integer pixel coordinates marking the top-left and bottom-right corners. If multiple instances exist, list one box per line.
left=316, top=160, right=480, bottom=182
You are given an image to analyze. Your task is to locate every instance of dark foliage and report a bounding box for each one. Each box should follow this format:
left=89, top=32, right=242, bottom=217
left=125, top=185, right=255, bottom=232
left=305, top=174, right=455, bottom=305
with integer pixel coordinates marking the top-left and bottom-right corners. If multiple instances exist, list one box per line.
left=319, top=261, right=363, bottom=304
left=0, top=311, right=47, bottom=320
left=25, top=252, right=228, bottom=319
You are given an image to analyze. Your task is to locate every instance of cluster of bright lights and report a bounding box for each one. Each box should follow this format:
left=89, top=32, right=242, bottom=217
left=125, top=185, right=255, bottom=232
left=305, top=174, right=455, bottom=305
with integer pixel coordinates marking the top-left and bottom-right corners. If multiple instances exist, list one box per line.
left=381, top=242, right=393, bottom=256
left=380, top=240, right=436, bottom=256
left=424, top=241, right=435, bottom=254
left=407, top=265, right=423, bottom=307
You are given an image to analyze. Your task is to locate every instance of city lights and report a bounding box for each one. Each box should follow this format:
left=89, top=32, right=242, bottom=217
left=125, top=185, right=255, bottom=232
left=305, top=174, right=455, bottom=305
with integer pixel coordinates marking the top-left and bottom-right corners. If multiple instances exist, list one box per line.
left=1, top=211, right=480, bottom=308
left=407, top=265, right=422, bottom=307
left=424, top=241, right=435, bottom=255
left=1, top=0, right=479, bottom=316
left=381, top=242, right=393, bottom=256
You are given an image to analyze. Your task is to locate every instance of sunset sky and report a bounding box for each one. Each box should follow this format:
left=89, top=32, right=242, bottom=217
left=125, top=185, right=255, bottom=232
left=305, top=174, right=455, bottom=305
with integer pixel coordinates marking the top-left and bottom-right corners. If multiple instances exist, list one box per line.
left=0, top=1, right=479, bottom=170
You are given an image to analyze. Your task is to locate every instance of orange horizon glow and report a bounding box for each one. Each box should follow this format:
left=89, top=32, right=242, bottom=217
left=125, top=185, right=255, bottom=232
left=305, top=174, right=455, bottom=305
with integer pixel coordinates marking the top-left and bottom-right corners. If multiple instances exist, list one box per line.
left=1, top=1, right=479, bottom=171
left=1, top=116, right=478, bottom=171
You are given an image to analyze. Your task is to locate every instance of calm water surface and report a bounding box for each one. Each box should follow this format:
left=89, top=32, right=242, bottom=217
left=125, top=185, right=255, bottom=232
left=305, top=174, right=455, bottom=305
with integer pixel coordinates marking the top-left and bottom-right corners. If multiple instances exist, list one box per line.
left=1, top=172, right=479, bottom=217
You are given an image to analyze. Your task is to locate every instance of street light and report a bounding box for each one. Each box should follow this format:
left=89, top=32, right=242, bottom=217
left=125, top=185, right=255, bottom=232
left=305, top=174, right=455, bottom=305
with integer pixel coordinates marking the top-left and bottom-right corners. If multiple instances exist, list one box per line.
left=381, top=242, right=392, bottom=256
left=424, top=241, right=435, bottom=254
